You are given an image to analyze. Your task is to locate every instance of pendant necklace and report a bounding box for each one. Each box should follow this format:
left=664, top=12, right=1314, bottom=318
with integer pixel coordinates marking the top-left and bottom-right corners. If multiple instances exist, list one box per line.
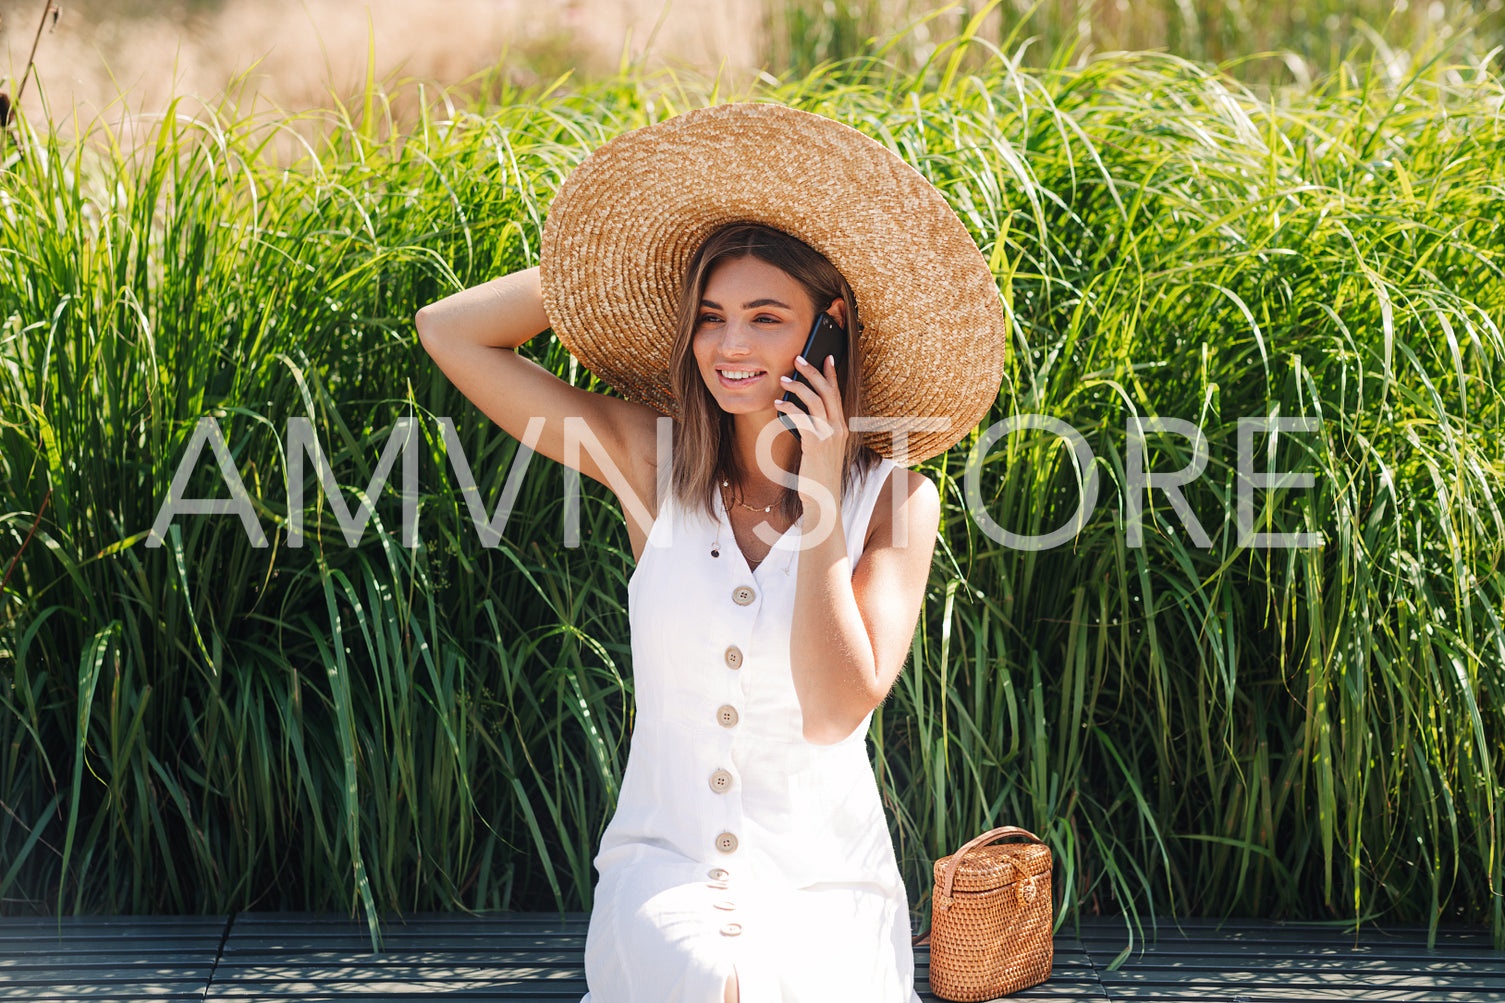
left=710, top=479, right=799, bottom=576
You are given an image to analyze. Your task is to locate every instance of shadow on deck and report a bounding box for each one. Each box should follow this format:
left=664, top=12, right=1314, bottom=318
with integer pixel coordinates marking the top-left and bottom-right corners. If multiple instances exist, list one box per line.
left=0, top=912, right=1499, bottom=1000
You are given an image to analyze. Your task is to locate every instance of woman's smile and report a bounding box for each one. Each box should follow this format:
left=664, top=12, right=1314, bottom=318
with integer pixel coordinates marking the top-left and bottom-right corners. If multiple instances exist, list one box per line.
left=716, top=367, right=766, bottom=387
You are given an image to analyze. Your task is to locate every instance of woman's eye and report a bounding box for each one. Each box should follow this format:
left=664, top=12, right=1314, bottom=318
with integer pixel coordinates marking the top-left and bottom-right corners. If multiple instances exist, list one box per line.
left=697, top=313, right=721, bottom=325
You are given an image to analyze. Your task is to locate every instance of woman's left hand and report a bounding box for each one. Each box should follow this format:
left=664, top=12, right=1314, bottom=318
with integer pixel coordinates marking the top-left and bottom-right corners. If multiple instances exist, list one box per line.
left=775, top=352, right=850, bottom=504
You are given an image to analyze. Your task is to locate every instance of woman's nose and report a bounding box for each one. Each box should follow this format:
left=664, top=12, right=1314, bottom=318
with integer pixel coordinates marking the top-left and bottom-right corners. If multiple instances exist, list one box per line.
left=719, top=322, right=754, bottom=355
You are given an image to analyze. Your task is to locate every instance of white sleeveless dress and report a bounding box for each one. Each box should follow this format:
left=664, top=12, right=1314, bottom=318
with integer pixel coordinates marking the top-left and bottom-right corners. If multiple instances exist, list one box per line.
left=579, top=456, right=922, bottom=1003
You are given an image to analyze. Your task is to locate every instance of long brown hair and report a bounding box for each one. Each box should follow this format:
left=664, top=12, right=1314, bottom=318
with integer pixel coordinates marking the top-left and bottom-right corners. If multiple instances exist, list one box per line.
left=668, top=223, right=880, bottom=524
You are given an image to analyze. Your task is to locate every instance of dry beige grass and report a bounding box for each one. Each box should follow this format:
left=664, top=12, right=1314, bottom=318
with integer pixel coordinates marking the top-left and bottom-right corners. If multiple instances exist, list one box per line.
left=1, top=0, right=767, bottom=131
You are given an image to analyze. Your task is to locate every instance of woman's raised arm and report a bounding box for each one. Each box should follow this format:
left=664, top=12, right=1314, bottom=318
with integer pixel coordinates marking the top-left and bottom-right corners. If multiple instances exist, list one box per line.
left=415, top=267, right=664, bottom=540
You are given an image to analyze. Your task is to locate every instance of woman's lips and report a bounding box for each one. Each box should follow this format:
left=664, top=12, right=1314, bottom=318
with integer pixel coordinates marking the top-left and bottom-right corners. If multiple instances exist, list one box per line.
left=716, top=368, right=765, bottom=388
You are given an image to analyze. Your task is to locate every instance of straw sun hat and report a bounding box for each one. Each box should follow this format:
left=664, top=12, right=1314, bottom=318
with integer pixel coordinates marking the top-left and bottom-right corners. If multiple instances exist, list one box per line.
left=538, top=102, right=1007, bottom=464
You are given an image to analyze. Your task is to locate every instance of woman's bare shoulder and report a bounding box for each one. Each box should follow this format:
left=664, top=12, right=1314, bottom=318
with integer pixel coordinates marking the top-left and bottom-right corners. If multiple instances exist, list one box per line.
left=863, top=463, right=940, bottom=552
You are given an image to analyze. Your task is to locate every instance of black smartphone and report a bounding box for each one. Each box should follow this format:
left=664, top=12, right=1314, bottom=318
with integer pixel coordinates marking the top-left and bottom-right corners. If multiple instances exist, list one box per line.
left=778, top=312, right=847, bottom=439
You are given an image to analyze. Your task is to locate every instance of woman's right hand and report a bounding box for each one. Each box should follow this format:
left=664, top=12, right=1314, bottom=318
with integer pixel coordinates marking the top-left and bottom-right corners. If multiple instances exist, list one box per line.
left=415, top=267, right=664, bottom=550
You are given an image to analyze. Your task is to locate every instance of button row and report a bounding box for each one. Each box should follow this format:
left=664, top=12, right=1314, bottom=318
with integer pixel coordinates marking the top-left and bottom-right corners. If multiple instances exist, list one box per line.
left=708, top=863, right=739, bottom=936
left=712, top=587, right=751, bottom=907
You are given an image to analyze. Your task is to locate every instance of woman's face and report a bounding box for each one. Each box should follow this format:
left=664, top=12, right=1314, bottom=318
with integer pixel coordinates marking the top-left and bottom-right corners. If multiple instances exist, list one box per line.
left=692, top=255, right=844, bottom=417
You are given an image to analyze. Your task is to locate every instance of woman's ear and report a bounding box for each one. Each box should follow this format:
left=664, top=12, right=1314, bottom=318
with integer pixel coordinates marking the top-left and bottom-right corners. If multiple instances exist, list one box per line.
left=826, top=297, right=850, bottom=331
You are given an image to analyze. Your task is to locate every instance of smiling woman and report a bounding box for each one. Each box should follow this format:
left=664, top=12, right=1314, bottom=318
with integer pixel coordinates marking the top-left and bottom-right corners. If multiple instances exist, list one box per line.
left=672, top=223, right=873, bottom=535
left=418, top=101, right=1006, bottom=1002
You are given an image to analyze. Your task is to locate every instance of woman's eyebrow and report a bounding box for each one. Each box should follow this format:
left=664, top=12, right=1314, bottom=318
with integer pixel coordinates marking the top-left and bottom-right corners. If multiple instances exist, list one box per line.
left=699, top=298, right=793, bottom=310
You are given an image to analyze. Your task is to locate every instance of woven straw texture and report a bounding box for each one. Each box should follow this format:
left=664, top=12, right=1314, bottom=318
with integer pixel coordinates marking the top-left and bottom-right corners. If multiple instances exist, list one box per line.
left=538, top=102, right=1007, bottom=464
left=929, top=826, right=1054, bottom=1002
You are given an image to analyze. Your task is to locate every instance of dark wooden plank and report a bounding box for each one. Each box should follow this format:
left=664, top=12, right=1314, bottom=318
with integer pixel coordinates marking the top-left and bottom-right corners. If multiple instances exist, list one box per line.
left=1082, top=942, right=1505, bottom=965
left=1083, top=987, right=1505, bottom=993
left=4, top=911, right=1492, bottom=1000
left=227, top=912, right=590, bottom=934
left=211, top=912, right=588, bottom=1001
left=0, top=915, right=226, bottom=1001
left=0, top=917, right=226, bottom=946
left=1076, top=918, right=1498, bottom=951
left=221, top=912, right=588, bottom=957
left=211, top=915, right=1104, bottom=1002
left=219, top=948, right=585, bottom=965
left=225, top=934, right=587, bottom=953
left=0, top=982, right=211, bottom=1001
left=1086, top=917, right=1495, bottom=943
left=1074, top=917, right=1503, bottom=1002
left=209, top=969, right=591, bottom=997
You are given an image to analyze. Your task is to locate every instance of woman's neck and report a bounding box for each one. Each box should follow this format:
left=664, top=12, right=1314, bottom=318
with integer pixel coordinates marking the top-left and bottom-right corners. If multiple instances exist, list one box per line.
left=727, top=411, right=800, bottom=493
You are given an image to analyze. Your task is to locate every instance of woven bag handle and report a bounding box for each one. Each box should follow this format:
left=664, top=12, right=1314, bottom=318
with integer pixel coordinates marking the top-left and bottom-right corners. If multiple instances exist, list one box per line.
left=937, top=826, right=1044, bottom=908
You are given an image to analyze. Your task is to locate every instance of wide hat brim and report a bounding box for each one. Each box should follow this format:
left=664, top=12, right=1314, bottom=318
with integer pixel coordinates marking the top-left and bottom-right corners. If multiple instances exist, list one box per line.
left=539, top=102, right=1007, bottom=464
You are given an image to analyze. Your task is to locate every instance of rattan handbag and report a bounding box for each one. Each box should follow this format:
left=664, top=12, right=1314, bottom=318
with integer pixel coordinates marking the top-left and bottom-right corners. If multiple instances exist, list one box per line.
left=927, top=826, right=1053, bottom=1002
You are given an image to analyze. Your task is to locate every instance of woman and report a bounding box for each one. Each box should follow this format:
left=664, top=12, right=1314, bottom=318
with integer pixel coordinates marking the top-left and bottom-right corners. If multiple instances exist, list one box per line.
left=417, top=103, right=1006, bottom=1003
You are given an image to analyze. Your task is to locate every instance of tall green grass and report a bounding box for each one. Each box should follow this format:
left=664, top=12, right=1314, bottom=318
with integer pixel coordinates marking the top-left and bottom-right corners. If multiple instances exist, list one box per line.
left=765, top=0, right=1505, bottom=85
left=1, top=28, right=1501, bottom=950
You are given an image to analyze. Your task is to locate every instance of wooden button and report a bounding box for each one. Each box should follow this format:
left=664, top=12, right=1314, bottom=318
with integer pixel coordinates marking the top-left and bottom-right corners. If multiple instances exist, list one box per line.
left=707, top=868, right=730, bottom=881
left=723, top=646, right=743, bottom=670
left=716, top=704, right=739, bottom=728
left=709, top=769, right=734, bottom=794
left=731, top=585, right=756, bottom=606
left=713, top=900, right=737, bottom=911
left=720, top=922, right=743, bottom=937
left=715, top=832, right=739, bottom=854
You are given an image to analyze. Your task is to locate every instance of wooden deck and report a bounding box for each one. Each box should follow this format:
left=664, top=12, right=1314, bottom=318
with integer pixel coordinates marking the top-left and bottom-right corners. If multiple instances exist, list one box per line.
left=0, top=912, right=1499, bottom=1001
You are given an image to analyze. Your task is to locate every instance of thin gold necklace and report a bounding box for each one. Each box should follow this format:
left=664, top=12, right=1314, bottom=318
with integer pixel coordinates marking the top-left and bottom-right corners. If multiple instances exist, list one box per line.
left=711, top=482, right=800, bottom=575
left=721, top=478, right=779, bottom=514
